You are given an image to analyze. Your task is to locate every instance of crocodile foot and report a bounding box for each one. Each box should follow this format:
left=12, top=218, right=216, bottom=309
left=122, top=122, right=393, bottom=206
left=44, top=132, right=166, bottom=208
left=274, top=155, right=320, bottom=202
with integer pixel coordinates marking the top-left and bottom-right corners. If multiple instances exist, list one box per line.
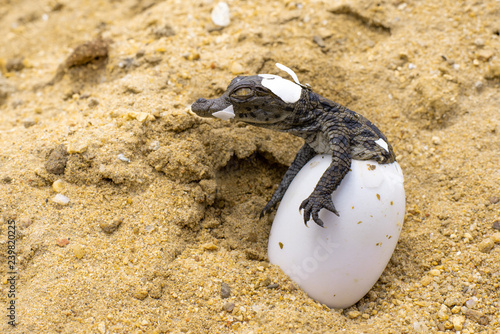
left=299, top=192, right=339, bottom=227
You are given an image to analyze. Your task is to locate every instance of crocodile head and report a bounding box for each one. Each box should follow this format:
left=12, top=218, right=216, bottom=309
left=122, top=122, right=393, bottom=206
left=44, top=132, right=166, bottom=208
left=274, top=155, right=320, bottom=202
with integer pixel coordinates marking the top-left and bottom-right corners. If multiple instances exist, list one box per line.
left=191, top=64, right=310, bottom=130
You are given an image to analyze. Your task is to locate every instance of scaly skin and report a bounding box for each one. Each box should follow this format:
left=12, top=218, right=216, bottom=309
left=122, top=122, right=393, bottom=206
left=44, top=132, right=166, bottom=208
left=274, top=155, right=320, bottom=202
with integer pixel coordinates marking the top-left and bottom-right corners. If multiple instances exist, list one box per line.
left=191, top=73, right=395, bottom=227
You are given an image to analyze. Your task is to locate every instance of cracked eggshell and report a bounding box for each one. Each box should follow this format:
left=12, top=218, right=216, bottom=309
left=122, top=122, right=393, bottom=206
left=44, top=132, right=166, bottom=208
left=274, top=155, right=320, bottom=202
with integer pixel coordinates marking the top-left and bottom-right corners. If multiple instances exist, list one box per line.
left=268, top=155, right=405, bottom=309
left=258, top=74, right=302, bottom=103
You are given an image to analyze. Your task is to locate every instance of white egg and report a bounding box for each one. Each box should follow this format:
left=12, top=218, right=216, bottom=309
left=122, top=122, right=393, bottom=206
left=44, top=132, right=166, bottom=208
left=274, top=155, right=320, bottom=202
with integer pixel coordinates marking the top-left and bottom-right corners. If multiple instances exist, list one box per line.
left=268, top=155, right=405, bottom=309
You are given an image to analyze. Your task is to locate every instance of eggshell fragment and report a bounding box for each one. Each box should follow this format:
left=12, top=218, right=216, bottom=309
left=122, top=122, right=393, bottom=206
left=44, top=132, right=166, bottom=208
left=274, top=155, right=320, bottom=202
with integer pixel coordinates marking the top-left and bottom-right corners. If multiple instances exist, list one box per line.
left=268, top=155, right=405, bottom=308
left=212, top=105, right=235, bottom=120
left=258, top=74, right=302, bottom=103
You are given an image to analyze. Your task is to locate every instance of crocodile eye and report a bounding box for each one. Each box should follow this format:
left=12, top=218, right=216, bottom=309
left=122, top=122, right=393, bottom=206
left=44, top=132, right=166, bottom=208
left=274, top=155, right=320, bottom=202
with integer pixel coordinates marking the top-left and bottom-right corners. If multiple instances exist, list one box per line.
left=231, top=87, right=253, bottom=98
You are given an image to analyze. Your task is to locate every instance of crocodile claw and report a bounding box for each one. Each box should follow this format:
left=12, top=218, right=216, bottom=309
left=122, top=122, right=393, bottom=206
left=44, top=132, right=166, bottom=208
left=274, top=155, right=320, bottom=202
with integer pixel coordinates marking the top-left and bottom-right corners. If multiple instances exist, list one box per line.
left=260, top=200, right=278, bottom=219
left=299, top=193, right=339, bottom=227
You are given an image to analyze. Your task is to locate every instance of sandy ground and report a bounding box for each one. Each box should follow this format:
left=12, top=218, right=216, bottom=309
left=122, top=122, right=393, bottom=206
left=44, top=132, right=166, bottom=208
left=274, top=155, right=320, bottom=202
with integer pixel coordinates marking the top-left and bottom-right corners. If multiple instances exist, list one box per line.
left=1, top=0, right=500, bottom=333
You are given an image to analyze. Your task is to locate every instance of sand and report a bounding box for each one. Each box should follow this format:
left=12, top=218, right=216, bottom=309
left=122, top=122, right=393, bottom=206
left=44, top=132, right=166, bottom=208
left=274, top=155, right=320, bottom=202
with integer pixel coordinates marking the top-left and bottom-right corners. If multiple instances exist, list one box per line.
left=0, top=0, right=499, bottom=333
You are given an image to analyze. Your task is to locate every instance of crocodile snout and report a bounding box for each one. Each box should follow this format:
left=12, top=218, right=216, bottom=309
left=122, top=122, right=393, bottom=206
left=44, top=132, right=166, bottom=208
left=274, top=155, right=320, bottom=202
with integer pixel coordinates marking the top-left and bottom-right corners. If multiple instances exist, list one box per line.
left=191, top=98, right=212, bottom=116
left=191, top=96, right=233, bottom=119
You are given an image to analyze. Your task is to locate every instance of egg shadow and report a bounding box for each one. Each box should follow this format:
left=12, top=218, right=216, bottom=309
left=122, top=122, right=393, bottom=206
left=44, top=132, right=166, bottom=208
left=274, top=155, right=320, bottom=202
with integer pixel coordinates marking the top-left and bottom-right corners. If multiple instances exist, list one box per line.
left=206, top=152, right=289, bottom=260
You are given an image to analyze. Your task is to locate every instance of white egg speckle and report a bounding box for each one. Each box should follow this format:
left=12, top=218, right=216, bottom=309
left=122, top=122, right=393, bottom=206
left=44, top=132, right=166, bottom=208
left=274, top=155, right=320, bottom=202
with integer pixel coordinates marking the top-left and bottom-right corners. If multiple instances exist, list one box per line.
left=268, top=155, right=405, bottom=308
left=212, top=105, right=235, bottom=120
left=258, top=74, right=302, bottom=103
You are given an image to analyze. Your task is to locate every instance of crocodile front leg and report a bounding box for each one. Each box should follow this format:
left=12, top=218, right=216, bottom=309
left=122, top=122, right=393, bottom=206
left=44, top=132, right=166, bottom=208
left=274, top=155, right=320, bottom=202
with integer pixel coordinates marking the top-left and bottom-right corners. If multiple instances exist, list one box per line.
left=300, top=135, right=351, bottom=227
left=261, top=144, right=316, bottom=218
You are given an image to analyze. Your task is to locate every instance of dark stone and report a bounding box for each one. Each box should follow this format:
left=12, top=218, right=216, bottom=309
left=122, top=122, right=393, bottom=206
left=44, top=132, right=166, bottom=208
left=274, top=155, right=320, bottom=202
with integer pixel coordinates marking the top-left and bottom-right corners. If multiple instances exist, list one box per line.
left=493, top=221, right=500, bottom=231
left=220, top=282, right=231, bottom=299
left=45, top=144, right=68, bottom=175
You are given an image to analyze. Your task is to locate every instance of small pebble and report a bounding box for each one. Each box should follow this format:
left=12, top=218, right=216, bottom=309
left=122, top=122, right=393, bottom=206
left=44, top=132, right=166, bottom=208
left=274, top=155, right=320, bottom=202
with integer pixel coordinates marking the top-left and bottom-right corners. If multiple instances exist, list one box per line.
left=443, top=321, right=453, bottom=330
left=6, top=57, right=25, bottom=72
left=56, top=238, right=70, bottom=247
left=429, top=269, right=441, bottom=276
left=67, top=141, right=88, bottom=154
left=45, top=144, right=68, bottom=175
left=437, top=304, right=449, bottom=321
left=220, top=282, right=231, bottom=298
left=420, top=276, right=432, bottom=286
left=19, top=217, right=33, bottom=228
left=144, top=55, right=162, bottom=65
left=2, top=175, right=12, bottom=183
left=88, top=98, right=99, bottom=108
left=465, top=309, right=489, bottom=325
left=154, top=23, right=176, bottom=38
left=223, top=302, right=235, bottom=312
left=493, top=220, right=500, bottom=231
left=133, top=287, right=149, bottom=300
left=443, top=295, right=461, bottom=307
left=473, top=38, right=485, bottom=47
left=202, top=242, right=218, bottom=251
left=52, top=179, right=64, bottom=193
left=477, top=50, right=493, bottom=61
left=144, top=225, right=155, bottom=233
left=491, top=232, right=500, bottom=243
left=465, top=296, right=478, bottom=308
left=313, top=35, right=325, bottom=48
left=431, top=136, right=441, bottom=145
left=230, top=61, right=245, bottom=75
left=148, top=140, right=160, bottom=151
left=485, top=63, right=500, bottom=80
left=135, top=49, right=145, bottom=58
left=347, top=310, right=361, bottom=319
left=267, top=283, right=279, bottom=289
left=116, top=154, right=129, bottom=163
left=451, top=315, right=464, bottom=331
left=211, top=2, right=230, bottom=27
left=73, top=244, right=85, bottom=259
left=99, top=218, right=123, bottom=234
left=474, top=80, right=484, bottom=91
left=97, top=322, right=106, bottom=334
left=412, top=321, right=428, bottom=332
left=149, top=287, right=163, bottom=300
left=260, top=277, right=271, bottom=287
left=52, top=193, right=69, bottom=205
left=477, top=238, right=494, bottom=253
left=183, top=52, right=200, bottom=61
left=23, top=118, right=36, bottom=128
left=136, top=112, right=153, bottom=123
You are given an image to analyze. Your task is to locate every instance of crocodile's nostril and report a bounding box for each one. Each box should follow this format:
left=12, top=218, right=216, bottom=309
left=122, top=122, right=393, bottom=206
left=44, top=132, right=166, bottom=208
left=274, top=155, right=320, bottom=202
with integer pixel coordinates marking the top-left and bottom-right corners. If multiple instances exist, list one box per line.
left=191, top=97, right=212, bottom=114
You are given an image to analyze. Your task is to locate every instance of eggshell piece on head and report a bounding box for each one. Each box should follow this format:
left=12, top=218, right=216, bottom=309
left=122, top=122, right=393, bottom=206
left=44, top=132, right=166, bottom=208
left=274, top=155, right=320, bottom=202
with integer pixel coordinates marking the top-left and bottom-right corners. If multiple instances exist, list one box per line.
left=275, top=63, right=301, bottom=85
left=258, top=74, right=302, bottom=103
left=268, top=156, right=405, bottom=309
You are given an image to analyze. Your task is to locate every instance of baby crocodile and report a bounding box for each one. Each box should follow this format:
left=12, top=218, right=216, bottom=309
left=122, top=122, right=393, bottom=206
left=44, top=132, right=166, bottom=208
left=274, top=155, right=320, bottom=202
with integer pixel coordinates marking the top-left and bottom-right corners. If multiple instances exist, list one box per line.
left=191, top=64, right=395, bottom=227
